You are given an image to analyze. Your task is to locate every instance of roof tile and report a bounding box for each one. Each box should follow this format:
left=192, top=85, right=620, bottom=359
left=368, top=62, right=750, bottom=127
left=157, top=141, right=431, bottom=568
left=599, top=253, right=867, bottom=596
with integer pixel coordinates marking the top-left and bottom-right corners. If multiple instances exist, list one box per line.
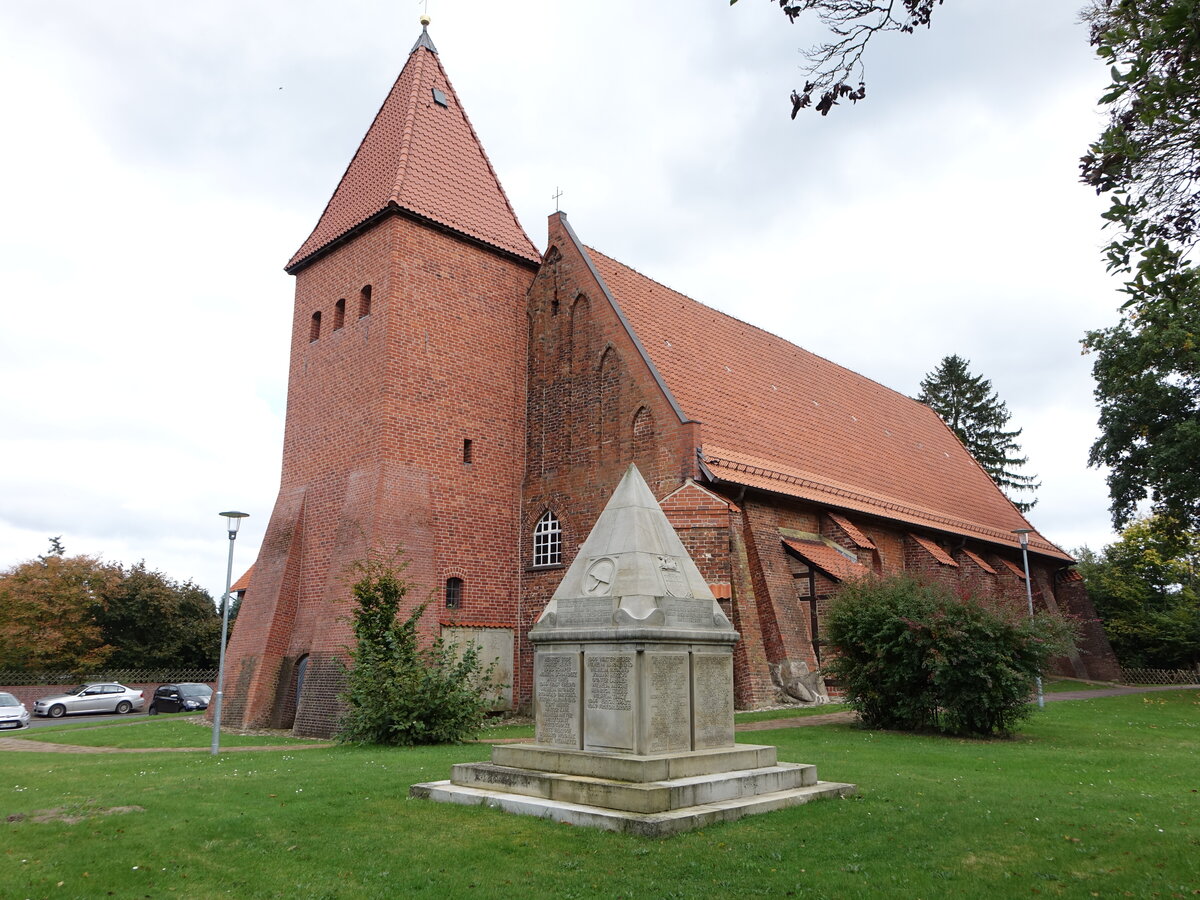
left=909, top=533, right=959, bottom=567
left=583, top=247, right=1069, bottom=561
left=288, top=33, right=539, bottom=270
left=782, top=538, right=872, bottom=582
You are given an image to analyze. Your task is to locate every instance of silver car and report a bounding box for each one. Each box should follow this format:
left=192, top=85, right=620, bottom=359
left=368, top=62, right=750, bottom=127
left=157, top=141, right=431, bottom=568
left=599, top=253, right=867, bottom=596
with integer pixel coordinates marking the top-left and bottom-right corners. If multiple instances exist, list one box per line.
left=34, top=683, right=146, bottom=718
left=0, top=692, right=31, bottom=730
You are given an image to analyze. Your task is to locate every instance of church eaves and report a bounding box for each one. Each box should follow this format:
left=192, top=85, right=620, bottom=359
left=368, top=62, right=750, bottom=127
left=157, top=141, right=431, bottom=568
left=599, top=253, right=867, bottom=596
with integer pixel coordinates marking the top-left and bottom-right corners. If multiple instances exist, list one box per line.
left=286, top=25, right=539, bottom=272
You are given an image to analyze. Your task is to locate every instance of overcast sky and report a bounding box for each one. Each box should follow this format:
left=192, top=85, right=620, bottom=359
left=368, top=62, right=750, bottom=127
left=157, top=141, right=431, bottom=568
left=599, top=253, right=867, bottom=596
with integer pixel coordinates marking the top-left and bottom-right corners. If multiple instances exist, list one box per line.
left=0, top=0, right=1127, bottom=601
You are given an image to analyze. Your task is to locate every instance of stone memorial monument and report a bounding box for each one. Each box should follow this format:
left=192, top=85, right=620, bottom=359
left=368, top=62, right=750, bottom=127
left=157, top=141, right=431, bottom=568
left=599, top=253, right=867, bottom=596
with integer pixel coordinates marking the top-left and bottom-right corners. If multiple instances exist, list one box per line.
left=411, top=465, right=854, bottom=835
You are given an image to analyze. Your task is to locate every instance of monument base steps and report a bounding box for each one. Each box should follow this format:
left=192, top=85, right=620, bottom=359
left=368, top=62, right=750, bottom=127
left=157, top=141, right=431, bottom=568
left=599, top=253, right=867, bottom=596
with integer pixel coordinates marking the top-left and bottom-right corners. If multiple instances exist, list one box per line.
left=410, top=742, right=856, bottom=836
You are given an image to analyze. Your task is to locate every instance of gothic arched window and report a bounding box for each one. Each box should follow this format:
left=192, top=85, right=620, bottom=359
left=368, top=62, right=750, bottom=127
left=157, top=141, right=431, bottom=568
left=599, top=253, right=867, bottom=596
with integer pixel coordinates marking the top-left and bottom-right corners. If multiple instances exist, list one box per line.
left=533, top=511, right=562, bottom=567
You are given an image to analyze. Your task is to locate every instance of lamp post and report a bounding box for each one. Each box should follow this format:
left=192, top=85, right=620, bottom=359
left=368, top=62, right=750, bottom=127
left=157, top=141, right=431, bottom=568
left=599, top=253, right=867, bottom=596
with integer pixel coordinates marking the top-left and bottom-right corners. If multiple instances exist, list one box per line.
left=212, top=511, right=249, bottom=755
left=1012, top=528, right=1044, bottom=709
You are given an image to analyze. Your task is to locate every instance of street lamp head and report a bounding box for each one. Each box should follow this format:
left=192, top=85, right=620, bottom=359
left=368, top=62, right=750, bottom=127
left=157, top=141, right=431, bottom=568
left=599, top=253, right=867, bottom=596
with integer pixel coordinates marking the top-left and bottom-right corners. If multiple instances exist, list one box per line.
left=220, top=511, right=249, bottom=537
left=1011, top=528, right=1032, bottom=548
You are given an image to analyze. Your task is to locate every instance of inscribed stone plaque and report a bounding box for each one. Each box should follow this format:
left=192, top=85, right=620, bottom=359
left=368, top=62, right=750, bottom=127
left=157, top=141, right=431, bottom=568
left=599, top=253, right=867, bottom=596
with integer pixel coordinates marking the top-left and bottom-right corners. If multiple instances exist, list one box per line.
left=691, top=652, right=735, bottom=749
left=583, top=653, right=635, bottom=752
left=534, top=652, right=580, bottom=748
left=660, top=596, right=714, bottom=629
left=642, top=652, right=690, bottom=754
left=556, top=597, right=615, bottom=628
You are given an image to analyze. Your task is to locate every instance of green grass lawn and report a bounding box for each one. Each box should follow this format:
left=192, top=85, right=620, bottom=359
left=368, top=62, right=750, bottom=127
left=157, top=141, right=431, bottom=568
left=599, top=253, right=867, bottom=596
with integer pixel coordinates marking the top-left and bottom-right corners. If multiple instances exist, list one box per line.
left=7, top=717, right=325, bottom=749
left=2, top=691, right=1197, bottom=899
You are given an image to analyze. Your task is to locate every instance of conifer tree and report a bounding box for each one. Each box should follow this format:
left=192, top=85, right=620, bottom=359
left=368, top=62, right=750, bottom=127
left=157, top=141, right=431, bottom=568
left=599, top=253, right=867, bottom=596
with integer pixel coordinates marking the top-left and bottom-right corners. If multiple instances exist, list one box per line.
left=917, top=355, right=1039, bottom=512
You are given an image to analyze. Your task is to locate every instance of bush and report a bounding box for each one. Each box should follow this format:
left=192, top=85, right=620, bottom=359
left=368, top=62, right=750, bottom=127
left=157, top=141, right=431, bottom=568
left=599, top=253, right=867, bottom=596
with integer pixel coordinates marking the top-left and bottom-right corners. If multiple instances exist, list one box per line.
left=824, top=575, right=1074, bottom=736
left=337, top=551, right=498, bottom=746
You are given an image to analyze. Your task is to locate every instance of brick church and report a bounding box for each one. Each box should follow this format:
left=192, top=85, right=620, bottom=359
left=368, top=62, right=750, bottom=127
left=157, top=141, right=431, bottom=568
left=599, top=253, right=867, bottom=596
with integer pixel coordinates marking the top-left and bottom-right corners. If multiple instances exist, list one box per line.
left=221, top=23, right=1119, bottom=737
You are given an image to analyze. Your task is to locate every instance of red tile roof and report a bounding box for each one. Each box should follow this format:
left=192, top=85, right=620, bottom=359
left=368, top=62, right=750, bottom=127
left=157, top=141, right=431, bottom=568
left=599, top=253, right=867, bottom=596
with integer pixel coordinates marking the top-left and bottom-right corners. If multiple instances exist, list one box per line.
left=582, top=245, right=1069, bottom=562
left=961, top=549, right=997, bottom=574
left=230, top=566, right=254, bottom=593
left=909, top=533, right=959, bottom=567
left=782, top=538, right=872, bottom=582
left=828, top=512, right=876, bottom=550
left=708, top=583, right=732, bottom=600
left=998, top=558, right=1028, bottom=580
left=287, top=30, right=539, bottom=271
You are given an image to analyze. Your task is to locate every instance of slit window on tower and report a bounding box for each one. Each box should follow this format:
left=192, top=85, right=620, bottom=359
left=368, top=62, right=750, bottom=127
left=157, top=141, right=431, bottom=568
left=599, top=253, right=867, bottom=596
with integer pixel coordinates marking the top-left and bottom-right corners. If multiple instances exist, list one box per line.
left=333, top=298, right=345, bottom=330
left=533, top=511, right=562, bottom=567
left=309, top=311, right=321, bottom=342
left=445, top=577, right=463, bottom=610
left=462, top=438, right=473, bottom=464
left=359, top=285, right=372, bottom=318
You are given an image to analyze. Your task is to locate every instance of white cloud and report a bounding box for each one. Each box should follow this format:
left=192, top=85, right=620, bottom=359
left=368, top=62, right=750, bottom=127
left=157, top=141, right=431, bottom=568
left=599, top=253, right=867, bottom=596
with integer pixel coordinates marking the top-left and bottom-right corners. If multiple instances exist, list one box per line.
left=0, top=0, right=1130, bottom=599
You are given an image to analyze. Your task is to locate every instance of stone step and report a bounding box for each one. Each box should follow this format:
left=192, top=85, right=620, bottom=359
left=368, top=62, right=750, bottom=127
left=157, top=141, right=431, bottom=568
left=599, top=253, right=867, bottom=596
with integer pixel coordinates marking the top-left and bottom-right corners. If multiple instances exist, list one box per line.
left=450, top=761, right=818, bottom=813
left=409, top=779, right=857, bottom=837
left=490, top=742, right=779, bottom=782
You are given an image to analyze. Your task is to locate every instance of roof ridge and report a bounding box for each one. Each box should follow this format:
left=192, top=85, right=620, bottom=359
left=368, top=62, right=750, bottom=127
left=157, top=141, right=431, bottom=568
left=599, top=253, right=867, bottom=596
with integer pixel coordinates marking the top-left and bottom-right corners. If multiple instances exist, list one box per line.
left=390, top=38, right=430, bottom=203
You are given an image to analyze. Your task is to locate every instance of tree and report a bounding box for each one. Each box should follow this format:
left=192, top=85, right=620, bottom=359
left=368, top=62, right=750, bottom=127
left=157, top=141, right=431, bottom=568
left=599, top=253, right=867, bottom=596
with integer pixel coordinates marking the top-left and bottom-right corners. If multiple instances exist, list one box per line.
left=0, top=541, right=119, bottom=671
left=1085, top=281, right=1200, bottom=529
left=1080, top=0, right=1200, bottom=307
left=1075, top=516, right=1200, bottom=669
left=95, top=563, right=220, bottom=669
left=917, top=354, right=1040, bottom=511
left=824, top=574, right=1074, bottom=736
left=729, top=0, right=944, bottom=117
left=337, top=550, right=498, bottom=746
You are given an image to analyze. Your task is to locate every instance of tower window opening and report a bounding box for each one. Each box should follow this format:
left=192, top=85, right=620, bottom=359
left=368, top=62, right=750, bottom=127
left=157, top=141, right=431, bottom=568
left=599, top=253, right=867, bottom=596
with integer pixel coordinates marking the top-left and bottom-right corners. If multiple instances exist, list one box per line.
left=462, top=438, right=473, bottom=464
left=533, top=511, right=562, bottom=567
left=445, top=577, right=463, bottom=610
left=310, top=311, right=321, bottom=342
left=333, top=298, right=346, bottom=330
left=359, top=285, right=372, bottom=318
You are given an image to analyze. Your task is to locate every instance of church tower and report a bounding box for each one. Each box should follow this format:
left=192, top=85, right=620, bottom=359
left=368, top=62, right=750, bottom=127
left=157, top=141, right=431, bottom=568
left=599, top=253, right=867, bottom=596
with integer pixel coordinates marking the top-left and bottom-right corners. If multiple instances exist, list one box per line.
left=223, top=23, right=541, bottom=736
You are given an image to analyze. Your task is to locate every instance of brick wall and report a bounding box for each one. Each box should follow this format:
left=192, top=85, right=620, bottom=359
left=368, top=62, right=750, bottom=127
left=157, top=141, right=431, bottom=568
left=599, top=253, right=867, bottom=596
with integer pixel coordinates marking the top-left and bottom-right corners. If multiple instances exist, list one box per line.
left=224, top=215, right=537, bottom=734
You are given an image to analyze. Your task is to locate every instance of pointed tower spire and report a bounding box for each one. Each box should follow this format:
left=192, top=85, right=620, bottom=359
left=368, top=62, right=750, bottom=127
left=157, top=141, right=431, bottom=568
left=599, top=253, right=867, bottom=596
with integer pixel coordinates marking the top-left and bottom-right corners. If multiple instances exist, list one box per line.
left=287, top=23, right=538, bottom=272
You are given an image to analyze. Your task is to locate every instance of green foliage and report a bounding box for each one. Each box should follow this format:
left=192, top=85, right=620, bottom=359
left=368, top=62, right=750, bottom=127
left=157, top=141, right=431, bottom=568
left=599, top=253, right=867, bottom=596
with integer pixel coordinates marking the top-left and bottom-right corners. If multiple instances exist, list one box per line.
left=1084, top=269, right=1200, bottom=530
left=0, top=540, right=219, bottom=672
left=1081, top=0, right=1200, bottom=300
left=824, top=574, right=1073, bottom=736
left=1075, top=515, right=1200, bottom=668
left=338, top=550, right=497, bottom=746
left=96, top=562, right=221, bottom=669
left=0, top=541, right=119, bottom=670
left=916, top=354, right=1039, bottom=512
left=1080, top=2, right=1200, bottom=528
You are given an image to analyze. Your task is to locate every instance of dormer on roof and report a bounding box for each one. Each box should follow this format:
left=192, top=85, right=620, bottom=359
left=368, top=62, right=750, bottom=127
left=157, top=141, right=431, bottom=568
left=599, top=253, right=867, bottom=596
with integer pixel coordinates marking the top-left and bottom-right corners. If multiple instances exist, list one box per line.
left=286, top=22, right=539, bottom=273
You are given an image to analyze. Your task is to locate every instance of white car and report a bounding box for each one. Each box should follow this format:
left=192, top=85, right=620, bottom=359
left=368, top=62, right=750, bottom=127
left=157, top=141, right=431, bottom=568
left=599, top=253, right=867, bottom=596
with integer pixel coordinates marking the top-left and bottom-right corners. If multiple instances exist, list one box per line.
left=0, top=692, right=32, bottom=730
left=34, top=683, right=145, bottom=718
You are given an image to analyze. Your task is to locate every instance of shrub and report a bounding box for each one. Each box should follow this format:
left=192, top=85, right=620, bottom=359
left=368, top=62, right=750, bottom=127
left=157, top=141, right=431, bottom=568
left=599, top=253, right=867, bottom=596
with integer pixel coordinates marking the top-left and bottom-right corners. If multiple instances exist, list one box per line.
left=824, top=575, right=1074, bottom=736
left=337, top=551, right=498, bottom=746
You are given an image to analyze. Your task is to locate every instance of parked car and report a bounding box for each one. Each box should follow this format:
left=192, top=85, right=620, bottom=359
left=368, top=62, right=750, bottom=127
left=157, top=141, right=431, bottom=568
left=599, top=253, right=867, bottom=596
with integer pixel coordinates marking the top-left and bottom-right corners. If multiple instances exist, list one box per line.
left=148, top=683, right=213, bottom=715
left=33, top=683, right=145, bottom=718
left=0, top=692, right=31, bottom=730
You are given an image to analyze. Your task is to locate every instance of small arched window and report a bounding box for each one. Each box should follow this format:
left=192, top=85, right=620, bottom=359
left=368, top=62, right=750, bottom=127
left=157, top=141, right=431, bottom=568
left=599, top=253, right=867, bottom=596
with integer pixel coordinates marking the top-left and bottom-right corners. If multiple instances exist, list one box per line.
left=533, top=511, right=562, bottom=567
left=309, top=311, right=321, bottom=342
left=445, top=577, right=463, bottom=610
left=359, top=285, right=372, bottom=318
left=333, top=298, right=346, bottom=330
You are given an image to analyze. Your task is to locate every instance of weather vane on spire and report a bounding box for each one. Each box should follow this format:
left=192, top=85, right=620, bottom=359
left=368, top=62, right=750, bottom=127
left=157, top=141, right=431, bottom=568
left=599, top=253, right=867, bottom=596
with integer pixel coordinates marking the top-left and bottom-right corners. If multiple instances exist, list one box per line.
left=419, top=0, right=430, bottom=26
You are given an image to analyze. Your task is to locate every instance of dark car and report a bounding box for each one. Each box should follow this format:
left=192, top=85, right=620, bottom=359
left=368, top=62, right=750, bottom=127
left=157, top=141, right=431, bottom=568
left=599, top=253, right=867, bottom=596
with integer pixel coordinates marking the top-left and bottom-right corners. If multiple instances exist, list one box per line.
left=148, top=683, right=213, bottom=715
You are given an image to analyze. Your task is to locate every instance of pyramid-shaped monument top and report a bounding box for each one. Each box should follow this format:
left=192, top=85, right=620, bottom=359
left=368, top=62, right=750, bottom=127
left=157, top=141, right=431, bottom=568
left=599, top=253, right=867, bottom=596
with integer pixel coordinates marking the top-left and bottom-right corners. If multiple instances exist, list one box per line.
left=533, top=465, right=736, bottom=636
left=286, top=23, right=540, bottom=272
